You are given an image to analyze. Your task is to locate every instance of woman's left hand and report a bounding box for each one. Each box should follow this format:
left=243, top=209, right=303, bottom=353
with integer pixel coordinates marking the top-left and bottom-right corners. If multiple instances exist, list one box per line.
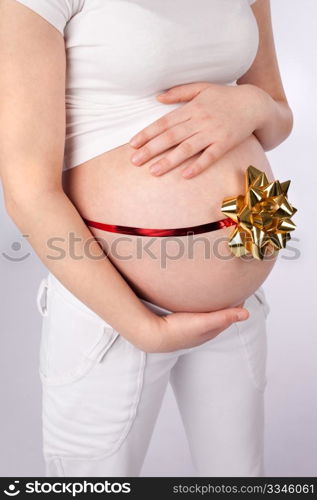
left=129, top=82, right=267, bottom=179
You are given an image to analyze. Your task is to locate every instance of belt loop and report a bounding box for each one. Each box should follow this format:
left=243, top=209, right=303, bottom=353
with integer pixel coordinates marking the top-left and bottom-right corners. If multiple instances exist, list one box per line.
left=36, top=278, right=49, bottom=317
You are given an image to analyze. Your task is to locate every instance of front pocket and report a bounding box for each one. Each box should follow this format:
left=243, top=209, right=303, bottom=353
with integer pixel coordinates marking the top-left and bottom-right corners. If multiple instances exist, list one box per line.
left=39, top=284, right=119, bottom=386
left=41, top=331, right=146, bottom=460
left=37, top=278, right=147, bottom=459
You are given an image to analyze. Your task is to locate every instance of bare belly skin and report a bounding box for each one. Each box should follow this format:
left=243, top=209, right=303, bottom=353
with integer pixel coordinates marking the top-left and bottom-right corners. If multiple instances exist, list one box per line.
left=62, top=134, right=277, bottom=312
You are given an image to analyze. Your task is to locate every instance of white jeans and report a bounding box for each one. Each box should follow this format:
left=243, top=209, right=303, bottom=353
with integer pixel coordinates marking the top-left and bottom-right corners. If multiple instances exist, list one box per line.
left=36, top=272, right=270, bottom=477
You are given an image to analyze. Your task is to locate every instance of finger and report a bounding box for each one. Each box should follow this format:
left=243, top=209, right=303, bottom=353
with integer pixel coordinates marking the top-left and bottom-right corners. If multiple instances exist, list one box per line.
left=197, top=307, right=249, bottom=334
left=130, top=120, right=196, bottom=166
left=182, top=143, right=225, bottom=179
left=149, top=133, right=212, bottom=176
left=129, top=108, right=190, bottom=149
left=156, top=82, right=212, bottom=103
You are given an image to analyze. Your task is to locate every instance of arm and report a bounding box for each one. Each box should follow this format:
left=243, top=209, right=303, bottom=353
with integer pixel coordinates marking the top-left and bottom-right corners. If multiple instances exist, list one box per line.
left=128, top=0, right=293, bottom=176
left=0, top=0, right=248, bottom=352
left=237, top=0, right=294, bottom=151
left=0, top=0, right=158, bottom=347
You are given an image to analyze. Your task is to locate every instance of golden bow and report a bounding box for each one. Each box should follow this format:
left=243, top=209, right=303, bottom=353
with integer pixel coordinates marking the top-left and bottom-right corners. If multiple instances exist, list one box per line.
left=221, top=165, right=297, bottom=260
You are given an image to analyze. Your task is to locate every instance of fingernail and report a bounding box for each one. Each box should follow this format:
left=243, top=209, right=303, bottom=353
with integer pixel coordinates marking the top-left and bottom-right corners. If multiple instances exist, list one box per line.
left=183, top=169, right=194, bottom=179
left=237, top=310, right=249, bottom=321
left=131, top=151, right=145, bottom=165
left=130, top=137, right=140, bottom=147
left=149, top=164, right=161, bottom=175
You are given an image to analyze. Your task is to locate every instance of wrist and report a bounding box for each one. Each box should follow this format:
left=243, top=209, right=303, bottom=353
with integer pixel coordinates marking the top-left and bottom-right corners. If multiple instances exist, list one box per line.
left=238, top=83, right=273, bottom=132
left=128, top=308, right=166, bottom=352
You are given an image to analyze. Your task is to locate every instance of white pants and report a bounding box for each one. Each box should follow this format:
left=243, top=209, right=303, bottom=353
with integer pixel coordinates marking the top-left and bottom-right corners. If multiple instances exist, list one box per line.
left=36, top=272, right=270, bottom=477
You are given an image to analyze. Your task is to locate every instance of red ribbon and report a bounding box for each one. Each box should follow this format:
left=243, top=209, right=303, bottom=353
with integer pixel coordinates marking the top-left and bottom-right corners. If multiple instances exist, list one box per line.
left=83, top=217, right=237, bottom=237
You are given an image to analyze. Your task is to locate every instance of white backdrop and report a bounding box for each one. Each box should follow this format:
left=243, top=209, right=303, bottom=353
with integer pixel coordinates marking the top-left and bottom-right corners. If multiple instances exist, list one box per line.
left=0, top=0, right=316, bottom=476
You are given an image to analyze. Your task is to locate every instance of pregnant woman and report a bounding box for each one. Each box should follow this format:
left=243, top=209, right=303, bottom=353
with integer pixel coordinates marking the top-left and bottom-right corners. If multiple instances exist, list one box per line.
left=0, top=0, right=293, bottom=477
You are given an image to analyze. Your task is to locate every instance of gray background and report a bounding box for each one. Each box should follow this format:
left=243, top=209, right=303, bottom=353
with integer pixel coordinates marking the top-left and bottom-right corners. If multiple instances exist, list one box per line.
left=1, top=0, right=316, bottom=476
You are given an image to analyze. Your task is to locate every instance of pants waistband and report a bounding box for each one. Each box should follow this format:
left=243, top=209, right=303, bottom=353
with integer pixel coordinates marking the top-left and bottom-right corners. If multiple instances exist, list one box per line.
left=45, top=273, right=171, bottom=319
left=38, top=272, right=269, bottom=322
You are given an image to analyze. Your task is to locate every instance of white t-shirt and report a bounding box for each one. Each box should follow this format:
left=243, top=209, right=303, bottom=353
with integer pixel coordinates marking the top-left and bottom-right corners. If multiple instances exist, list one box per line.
left=14, top=0, right=259, bottom=170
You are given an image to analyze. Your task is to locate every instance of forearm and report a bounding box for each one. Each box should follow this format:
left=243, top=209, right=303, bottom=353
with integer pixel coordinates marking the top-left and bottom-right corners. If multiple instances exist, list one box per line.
left=240, top=83, right=294, bottom=152
left=6, top=189, right=156, bottom=347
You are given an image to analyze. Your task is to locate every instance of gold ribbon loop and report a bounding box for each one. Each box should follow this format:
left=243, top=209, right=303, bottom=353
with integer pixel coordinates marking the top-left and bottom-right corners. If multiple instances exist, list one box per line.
left=221, top=165, right=297, bottom=260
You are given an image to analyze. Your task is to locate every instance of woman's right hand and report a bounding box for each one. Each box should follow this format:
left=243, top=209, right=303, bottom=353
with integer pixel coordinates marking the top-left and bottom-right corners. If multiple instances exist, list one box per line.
left=136, top=305, right=249, bottom=353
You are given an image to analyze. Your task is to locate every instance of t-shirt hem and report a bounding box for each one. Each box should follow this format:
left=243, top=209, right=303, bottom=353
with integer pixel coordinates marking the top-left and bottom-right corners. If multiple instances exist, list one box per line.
left=63, top=131, right=137, bottom=171
left=62, top=106, right=183, bottom=170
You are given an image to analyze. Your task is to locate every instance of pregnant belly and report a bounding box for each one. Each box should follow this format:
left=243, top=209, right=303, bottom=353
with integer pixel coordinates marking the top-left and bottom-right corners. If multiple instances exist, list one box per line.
left=62, top=135, right=277, bottom=312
